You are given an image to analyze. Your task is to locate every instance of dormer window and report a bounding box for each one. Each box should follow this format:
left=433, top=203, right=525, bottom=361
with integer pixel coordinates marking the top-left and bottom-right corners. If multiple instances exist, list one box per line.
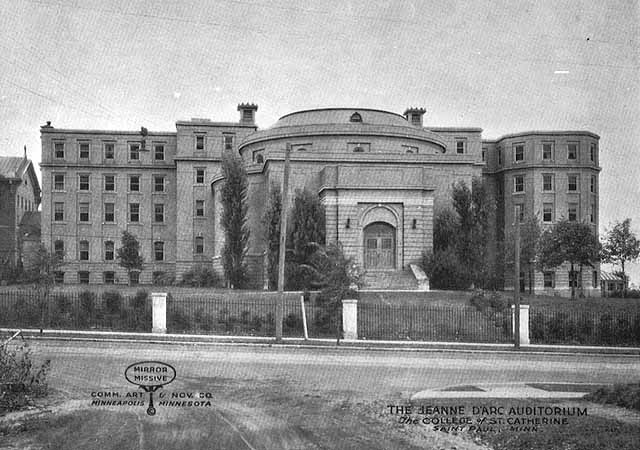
left=349, top=112, right=362, bottom=123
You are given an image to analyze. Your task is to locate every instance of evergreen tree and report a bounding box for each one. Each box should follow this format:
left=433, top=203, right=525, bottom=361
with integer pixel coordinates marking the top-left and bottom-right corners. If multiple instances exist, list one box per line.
left=286, top=188, right=326, bottom=290
left=220, top=153, right=250, bottom=288
left=116, top=230, right=144, bottom=285
left=262, top=183, right=282, bottom=290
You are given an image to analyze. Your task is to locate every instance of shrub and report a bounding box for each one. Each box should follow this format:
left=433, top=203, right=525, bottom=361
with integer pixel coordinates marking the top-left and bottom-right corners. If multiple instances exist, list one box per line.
left=609, top=289, right=640, bottom=298
left=584, top=383, right=640, bottom=412
left=0, top=340, right=51, bottom=412
left=103, top=290, right=123, bottom=315
left=469, top=290, right=509, bottom=312
left=78, top=290, right=96, bottom=328
left=181, top=265, right=220, bottom=287
left=152, top=271, right=176, bottom=286
left=421, top=248, right=472, bottom=290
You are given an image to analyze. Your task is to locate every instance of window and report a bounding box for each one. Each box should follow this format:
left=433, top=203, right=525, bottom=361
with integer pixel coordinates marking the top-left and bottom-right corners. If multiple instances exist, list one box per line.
left=567, top=142, right=578, bottom=160
left=513, top=143, right=524, bottom=162
left=592, top=270, right=598, bottom=288
left=350, top=112, right=362, bottom=122
left=104, top=142, right=115, bottom=160
left=568, top=174, right=578, bottom=191
left=129, top=203, right=140, bottom=223
left=590, top=143, right=596, bottom=162
left=79, top=241, right=89, bottom=261
left=542, top=174, right=554, bottom=191
left=79, top=202, right=90, bottom=222
left=514, top=204, right=524, bottom=223
left=54, top=174, right=65, bottom=190
left=497, top=148, right=502, bottom=165
left=590, top=176, right=596, bottom=193
left=223, top=134, right=234, bottom=151
left=154, top=203, right=164, bottom=223
left=195, top=200, right=205, bottom=217
left=54, top=272, right=64, bottom=284
left=129, top=271, right=139, bottom=285
left=253, top=150, right=264, bottom=163
left=129, top=143, right=140, bottom=160
left=79, top=174, right=90, bottom=191
left=568, top=270, right=581, bottom=288
left=104, top=203, right=115, bottom=222
left=154, top=175, right=165, bottom=192
left=195, top=236, right=204, bottom=254
left=78, top=271, right=90, bottom=284
left=568, top=203, right=578, bottom=222
left=481, top=148, right=486, bottom=162
left=154, top=144, right=165, bottom=161
left=456, top=140, right=466, bottom=154
left=154, top=241, right=164, bottom=261
left=54, top=142, right=65, bottom=159
left=54, top=202, right=64, bottom=221
left=79, top=142, right=90, bottom=159
left=513, top=175, right=524, bottom=193
left=104, top=241, right=114, bottom=260
left=129, top=175, right=140, bottom=192
left=542, top=142, right=554, bottom=160
left=543, top=272, right=555, bottom=288
left=195, top=135, right=205, bottom=151
left=103, top=271, right=115, bottom=284
left=104, top=175, right=115, bottom=191
left=543, top=203, right=554, bottom=223
left=54, top=240, right=64, bottom=260
left=590, top=202, right=596, bottom=223
left=195, top=168, right=205, bottom=184
left=242, top=109, right=254, bottom=122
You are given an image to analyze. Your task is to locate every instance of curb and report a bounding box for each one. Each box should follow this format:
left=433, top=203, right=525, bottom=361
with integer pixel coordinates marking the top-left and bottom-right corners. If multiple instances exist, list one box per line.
left=3, top=328, right=640, bottom=356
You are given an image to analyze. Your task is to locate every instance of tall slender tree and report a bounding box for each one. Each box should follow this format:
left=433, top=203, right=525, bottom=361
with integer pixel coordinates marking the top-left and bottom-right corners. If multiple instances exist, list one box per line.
left=220, top=153, right=250, bottom=288
left=504, top=213, right=541, bottom=293
left=262, top=183, right=282, bottom=290
left=601, top=218, right=640, bottom=293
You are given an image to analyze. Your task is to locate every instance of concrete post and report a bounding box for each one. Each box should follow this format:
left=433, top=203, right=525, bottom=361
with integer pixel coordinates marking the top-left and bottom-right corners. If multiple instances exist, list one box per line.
left=152, top=292, right=167, bottom=334
left=342, top=299, right=358, bottom=341
left=511, top=304, right=530, bottom=345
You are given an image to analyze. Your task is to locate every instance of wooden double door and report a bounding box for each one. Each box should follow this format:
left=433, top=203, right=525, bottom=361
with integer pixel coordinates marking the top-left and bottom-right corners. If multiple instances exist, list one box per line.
left=364, top=222, right=396, bottom=270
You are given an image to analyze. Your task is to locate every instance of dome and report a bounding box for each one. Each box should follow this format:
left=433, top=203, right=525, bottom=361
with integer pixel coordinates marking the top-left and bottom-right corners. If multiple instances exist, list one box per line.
left=274, top=108, right=410, bottom=128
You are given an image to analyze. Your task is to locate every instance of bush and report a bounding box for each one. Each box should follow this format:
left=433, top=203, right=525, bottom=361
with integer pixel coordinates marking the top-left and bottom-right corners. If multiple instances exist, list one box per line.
left=180, top=265, right=220, bottom=287
left=609, top=289, right=640, bottom=298
left=585, top=383, right=640, bottom=412
left=0, top=339, right=51, bottom=412
left=152, top=271, right=176, bottom=286
left=422, top=248, right=472, bottom=290
left=78, top=290, right=96, bottom=328
left=103, top=290, right=123, bottom=315
left=469, top=290, right=509, bottom=312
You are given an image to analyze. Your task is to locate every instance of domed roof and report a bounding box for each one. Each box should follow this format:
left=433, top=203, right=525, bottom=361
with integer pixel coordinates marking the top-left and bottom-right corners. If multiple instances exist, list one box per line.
left=274, top=108, right=410, bottom=128
left=239, top=107, right=448, bottom=151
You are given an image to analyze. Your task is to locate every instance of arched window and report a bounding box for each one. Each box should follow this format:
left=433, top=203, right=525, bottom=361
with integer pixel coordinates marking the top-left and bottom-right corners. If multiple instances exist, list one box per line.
left=349, top=112, right=362, bottom=123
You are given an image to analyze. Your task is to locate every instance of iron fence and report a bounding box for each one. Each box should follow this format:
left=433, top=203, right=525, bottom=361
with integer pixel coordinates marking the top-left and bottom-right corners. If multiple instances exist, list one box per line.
left=529, top=307, right=640, bottom=346
left=0, top=289, right=151, bottom=332
left=358, top=303, right=512, bottom=343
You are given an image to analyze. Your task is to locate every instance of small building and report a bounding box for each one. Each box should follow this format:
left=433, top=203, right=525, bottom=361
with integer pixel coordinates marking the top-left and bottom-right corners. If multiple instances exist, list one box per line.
left=600, top=271, right=627, bottom=297
left=0, top=153, right=41, bottom=277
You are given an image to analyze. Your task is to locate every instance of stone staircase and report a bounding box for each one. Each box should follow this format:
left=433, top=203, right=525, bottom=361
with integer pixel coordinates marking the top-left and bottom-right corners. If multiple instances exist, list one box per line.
left=361, top=269, right=419, bottom=290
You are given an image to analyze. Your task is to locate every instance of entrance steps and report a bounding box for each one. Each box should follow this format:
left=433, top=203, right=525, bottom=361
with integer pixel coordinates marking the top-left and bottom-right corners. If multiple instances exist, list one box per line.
left=361, top=269, right=419, bottom=290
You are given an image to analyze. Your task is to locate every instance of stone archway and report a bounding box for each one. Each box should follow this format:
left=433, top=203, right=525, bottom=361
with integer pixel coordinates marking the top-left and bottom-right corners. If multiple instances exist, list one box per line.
left=363, top=222, right=396, bottom=270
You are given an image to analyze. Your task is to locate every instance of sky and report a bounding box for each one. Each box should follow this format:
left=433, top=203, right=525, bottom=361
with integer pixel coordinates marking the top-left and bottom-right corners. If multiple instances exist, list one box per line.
left=1, top=0, right=639, bottom=281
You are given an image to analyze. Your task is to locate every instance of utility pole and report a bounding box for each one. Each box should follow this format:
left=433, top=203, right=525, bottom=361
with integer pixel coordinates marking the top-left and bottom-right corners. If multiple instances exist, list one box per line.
left=514, top=218, right=521, bottom=349
left=275, top=143, right=291, bottom=342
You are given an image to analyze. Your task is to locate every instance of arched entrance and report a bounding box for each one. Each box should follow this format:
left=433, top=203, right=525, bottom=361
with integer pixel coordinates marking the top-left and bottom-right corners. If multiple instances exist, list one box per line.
left=363, top=222, right=396, bottom=270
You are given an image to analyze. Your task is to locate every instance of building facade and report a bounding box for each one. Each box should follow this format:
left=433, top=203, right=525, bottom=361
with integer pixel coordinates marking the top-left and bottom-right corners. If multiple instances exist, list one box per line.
left=40, top=105, right=600, bottom=296
left=0, top=154, right=41, bottom=273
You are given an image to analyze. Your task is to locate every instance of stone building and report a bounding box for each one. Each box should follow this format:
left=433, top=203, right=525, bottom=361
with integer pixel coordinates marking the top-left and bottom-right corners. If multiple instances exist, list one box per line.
left=0, top=154, right=41, bottom=274
left=39, top=105, right=600, bottom=295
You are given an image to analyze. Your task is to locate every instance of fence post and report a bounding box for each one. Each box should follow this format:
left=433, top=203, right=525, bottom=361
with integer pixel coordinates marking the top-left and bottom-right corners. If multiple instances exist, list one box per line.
left=342, top=299, right=358, bottom=340
left=152, top=292, right=167, bottom=334
left=511, top=304, right=530, bottom=345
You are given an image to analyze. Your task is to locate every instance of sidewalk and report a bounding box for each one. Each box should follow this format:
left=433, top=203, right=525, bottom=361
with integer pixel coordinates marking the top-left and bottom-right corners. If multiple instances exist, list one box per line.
left=4, top=327, right=640, bottom=355
left=411, top=382, right=602, bottom=400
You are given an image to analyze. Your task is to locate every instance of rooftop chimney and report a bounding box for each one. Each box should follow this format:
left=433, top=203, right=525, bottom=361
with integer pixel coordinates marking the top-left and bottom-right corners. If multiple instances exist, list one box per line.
left=403, top=107, right=426, bottom=127
left=238, top=103, right=258, bottom=125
